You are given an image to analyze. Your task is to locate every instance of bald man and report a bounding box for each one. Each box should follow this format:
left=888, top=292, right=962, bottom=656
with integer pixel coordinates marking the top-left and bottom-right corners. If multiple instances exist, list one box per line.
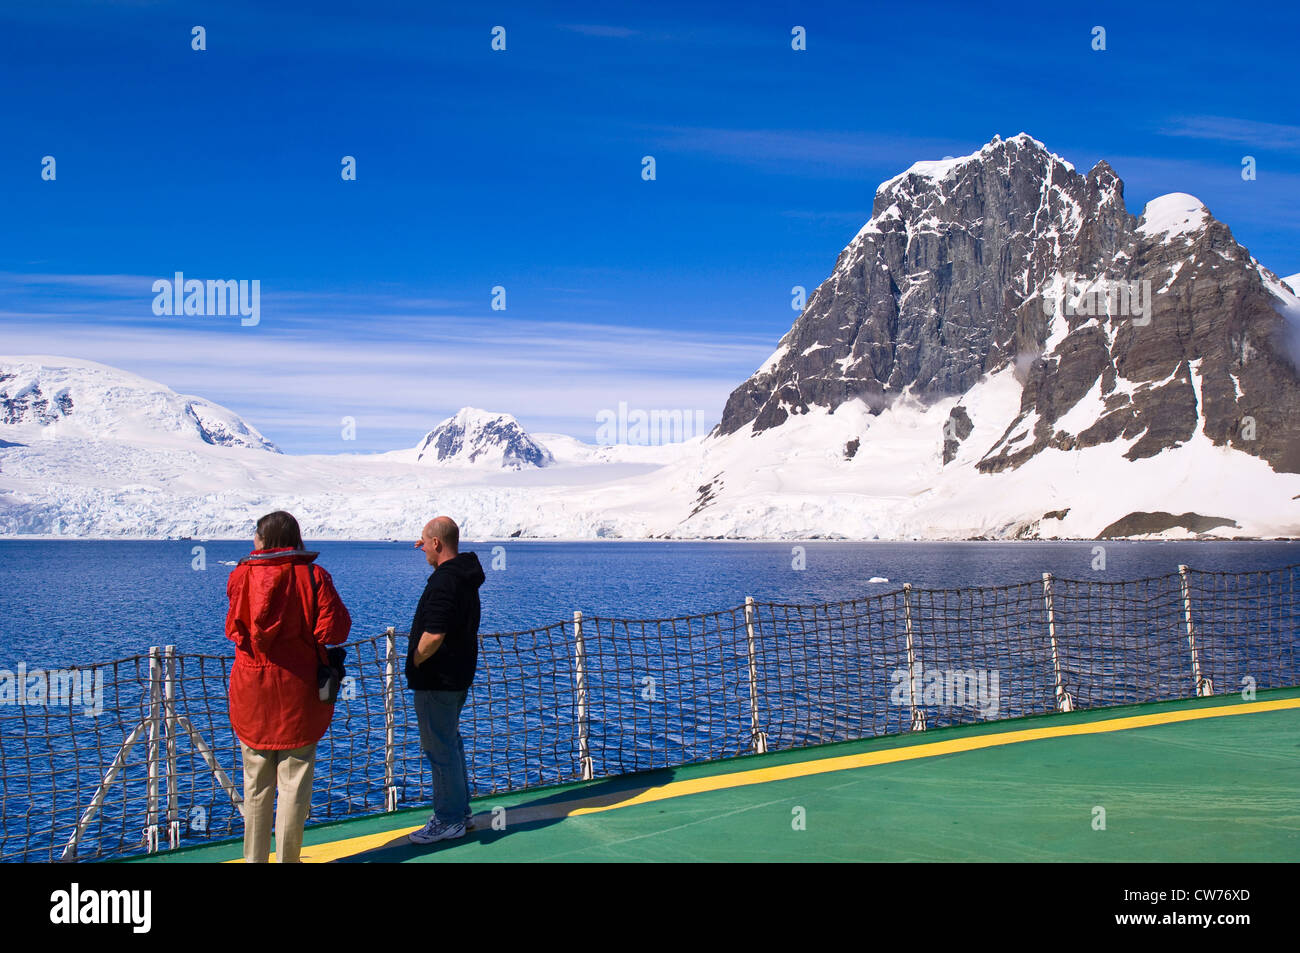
left=406, top=516, right=485, bottom=845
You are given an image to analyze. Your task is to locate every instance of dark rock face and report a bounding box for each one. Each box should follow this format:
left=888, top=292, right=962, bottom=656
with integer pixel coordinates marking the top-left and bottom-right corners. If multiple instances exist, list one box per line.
left=689, top=475, right=724, bottom=517
left=184, top=400, right=281, bottom=452
left=942, top=405, right=973, bottom=464
left=717, top=134, right=1300, bottom=475
left=1098, top=511, right=1239, bottom=537
left=0, top=376, right=74, bottom=426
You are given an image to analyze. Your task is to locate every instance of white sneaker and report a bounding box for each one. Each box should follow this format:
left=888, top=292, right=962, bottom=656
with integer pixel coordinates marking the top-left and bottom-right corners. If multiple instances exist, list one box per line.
left=408, top=816, right=466, bottom=845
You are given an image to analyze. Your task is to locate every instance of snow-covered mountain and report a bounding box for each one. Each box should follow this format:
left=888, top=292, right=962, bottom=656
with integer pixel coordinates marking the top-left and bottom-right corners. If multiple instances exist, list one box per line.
left=719, top=134, right=1298, bottom=473
left=414, top=408, right=554, bottom=469
left=706, top=133, right=1300, bottom=538
left=3, top=134, right=1299, bottom=540
left=0, top=356, right=278, bottom=452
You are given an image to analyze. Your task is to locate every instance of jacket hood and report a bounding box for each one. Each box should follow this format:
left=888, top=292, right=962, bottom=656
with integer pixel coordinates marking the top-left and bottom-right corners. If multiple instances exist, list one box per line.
left=435, top=551, right=485, bottom=589
left=235, top=548, right=319, bottom=650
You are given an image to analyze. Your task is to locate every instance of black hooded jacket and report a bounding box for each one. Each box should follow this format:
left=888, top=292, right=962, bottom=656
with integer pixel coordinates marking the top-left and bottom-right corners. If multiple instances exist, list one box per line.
left=406, top=551, right=486, bottom=691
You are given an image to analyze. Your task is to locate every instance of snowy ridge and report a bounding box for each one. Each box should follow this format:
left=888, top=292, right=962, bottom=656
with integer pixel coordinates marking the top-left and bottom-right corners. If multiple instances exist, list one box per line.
left=0, top=356, right=278, bottom=452
left=536, top=432, right=699, bottom=466
left=666, top=368, right=1299, bottom=540
left=4, top=361, right=1295, bottom=541
left=874, top=132, right=1070, bottom=197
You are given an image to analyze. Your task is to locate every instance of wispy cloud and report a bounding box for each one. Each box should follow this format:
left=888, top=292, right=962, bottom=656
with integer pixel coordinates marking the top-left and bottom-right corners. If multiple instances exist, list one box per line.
left=0, top=295, right=771, bottom=453
left=634, top=125, right=972, bottom=178
left=1158, top=116, right=1300, bottom=151
left=0, top=272, right=159, bottom=297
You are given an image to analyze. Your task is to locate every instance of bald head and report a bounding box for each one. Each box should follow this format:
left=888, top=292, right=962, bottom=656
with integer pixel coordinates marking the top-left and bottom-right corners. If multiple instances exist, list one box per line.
left=418, top=516, right=460, bottom=566
left=426, top=516, right=459, bottom=551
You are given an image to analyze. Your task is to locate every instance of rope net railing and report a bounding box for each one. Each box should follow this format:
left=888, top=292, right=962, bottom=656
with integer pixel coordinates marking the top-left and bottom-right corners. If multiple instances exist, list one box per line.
left=1, top=563, right=1296, bottom=862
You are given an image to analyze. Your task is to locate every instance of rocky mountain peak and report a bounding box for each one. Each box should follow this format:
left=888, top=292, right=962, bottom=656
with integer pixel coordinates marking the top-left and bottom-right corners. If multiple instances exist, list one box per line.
left=715, top=134, right=1300, bottom=476
left=414, top=407, right=553, bottom=469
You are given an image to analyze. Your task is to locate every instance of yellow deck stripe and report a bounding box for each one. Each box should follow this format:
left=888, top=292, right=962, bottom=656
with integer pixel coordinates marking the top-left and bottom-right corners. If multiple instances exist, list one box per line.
left=237, top=696, right=1300, bottom=863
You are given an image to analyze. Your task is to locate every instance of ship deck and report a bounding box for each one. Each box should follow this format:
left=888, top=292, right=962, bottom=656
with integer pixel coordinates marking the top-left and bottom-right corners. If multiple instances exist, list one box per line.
left=122, top=688, right=1300, bottom=863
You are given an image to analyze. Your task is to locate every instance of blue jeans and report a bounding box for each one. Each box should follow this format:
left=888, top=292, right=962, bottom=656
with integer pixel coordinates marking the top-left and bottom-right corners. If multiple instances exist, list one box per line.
left=413, top=689, right=469, bottom=825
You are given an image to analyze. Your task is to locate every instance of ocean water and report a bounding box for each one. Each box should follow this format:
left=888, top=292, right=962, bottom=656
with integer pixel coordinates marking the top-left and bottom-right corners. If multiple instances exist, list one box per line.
left=1, top=538, right=1296, bottom=666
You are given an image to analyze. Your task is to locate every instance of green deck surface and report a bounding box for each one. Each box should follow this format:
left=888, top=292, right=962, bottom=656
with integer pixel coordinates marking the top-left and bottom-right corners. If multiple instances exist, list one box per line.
left=125, top=688, right=1300, bottom=862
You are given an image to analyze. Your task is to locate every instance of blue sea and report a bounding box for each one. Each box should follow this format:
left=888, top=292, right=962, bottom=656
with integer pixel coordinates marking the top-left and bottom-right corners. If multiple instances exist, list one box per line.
left=1, top=539, right=1297, bottom=666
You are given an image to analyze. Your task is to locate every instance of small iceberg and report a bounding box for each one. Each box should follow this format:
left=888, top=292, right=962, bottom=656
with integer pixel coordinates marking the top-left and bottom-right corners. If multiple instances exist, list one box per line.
left=868, top=576, right=889, bottom=583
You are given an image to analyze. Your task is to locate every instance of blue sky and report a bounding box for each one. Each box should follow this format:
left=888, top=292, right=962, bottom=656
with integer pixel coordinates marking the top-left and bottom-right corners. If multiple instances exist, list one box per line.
left=2, top=0, right=1297, bottom=453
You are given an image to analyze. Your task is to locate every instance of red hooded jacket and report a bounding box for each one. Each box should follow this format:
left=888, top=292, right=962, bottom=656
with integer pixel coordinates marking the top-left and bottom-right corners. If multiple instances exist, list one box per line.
left=225, top=548, right=351, bottom=750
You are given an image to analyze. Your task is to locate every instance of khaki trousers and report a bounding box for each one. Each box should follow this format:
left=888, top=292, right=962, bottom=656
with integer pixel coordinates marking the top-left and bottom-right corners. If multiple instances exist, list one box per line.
left=239, top=741, right=316, bottom=863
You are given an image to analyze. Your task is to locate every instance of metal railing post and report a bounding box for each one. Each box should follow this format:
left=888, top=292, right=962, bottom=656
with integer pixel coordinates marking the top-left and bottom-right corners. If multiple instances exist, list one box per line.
left=144, top=647, right=161, bottom=853
left=573, top=611, right=594, bottom=781
left=60, top=721, right=150, bottom=861
left=903, top=585, right=925, bottom=731
left=163, top=645, right=181, bottom=849
left=1179, top=565, right=1213, bottom=697
left=174, top=716, right=243, bottom=815
left=383, top=627, right=398, bottom=812
left=743, top=597, right=769, bottom=754
left=1042, top=574, right=1075, bottom=712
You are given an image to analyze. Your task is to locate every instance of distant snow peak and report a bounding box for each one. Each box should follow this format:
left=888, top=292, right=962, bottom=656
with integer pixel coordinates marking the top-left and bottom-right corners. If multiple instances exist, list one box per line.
left=415, top=407, right=553, bottom=469
left=0, top=356, right=278, bottom=452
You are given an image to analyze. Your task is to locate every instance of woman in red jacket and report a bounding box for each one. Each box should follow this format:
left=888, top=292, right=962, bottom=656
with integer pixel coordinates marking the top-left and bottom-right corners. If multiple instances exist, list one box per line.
left=225, top=510, right=351, bottom=863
